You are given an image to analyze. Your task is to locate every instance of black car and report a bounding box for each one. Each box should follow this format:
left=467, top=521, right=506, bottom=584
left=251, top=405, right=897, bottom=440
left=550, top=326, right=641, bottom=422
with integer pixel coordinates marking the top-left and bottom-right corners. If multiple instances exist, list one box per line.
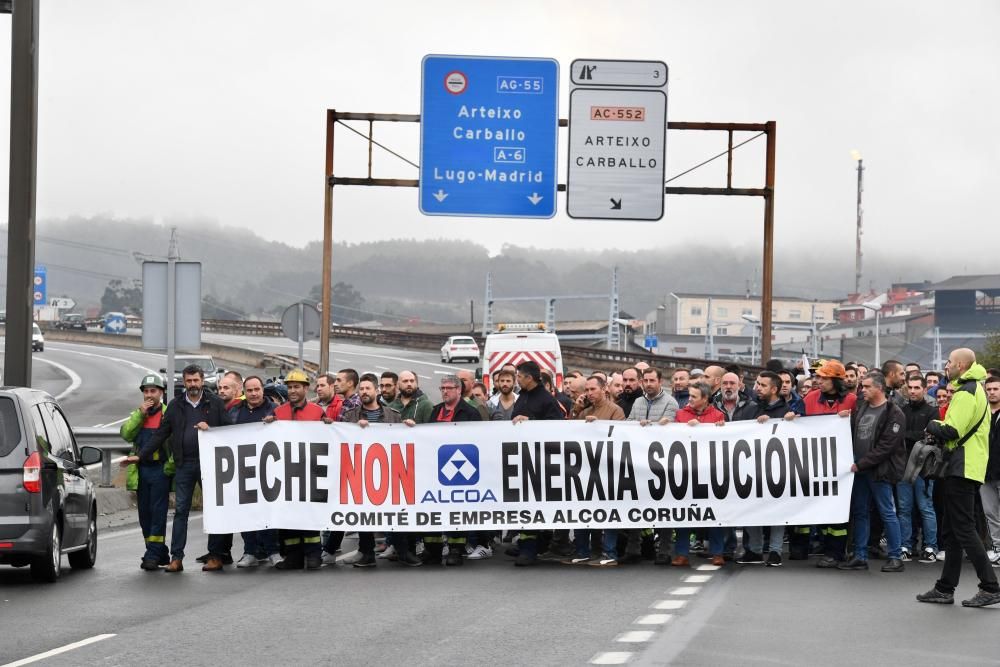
left=55, top=313, right=87, bottom=331
left=0, top=388, right=103, bottom=582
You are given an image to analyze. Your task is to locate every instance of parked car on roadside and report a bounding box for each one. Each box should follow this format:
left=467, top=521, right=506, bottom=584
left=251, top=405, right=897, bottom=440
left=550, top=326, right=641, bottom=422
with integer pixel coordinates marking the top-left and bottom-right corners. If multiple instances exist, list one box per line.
left=440, top=335, right=481, bottom=364
left=0, top=388, right=103, bottom=582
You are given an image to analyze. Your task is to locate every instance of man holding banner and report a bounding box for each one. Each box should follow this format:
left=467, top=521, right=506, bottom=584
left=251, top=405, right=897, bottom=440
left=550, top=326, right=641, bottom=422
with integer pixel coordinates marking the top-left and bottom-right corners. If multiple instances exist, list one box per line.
left=264, top=369, right=326, bottom=571
left=511, top=360, right=565, bottom=567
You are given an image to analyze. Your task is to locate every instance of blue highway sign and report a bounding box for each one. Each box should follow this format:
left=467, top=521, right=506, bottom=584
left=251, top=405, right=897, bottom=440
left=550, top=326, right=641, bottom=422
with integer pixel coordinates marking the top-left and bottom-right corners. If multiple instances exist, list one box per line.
left=419, top=55, right=559, bottom=218
left=33, top=266, right=46, bottom=306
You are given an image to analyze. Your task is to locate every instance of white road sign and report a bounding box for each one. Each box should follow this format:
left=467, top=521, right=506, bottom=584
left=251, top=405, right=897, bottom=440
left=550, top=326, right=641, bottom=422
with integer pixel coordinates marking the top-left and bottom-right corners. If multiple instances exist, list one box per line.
left=567, top=87, right=667, bottom=220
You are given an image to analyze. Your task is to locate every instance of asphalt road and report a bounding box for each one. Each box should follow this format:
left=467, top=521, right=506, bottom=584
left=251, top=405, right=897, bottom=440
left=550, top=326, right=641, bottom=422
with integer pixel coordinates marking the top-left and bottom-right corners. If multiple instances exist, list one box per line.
left=3, top=334, right=462, bottom=429
left=3, top=522, right=999, bottom=666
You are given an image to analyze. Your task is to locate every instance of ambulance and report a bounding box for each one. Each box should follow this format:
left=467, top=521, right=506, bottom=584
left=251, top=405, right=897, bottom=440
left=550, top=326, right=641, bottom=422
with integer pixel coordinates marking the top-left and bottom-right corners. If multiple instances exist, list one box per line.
left=477, top=323, right=564, bottom=392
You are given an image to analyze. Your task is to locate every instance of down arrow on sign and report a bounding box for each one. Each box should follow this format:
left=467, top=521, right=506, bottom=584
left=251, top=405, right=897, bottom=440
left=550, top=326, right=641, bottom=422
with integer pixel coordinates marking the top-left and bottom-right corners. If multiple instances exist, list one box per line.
left=610, top=198, right=622, bottom=210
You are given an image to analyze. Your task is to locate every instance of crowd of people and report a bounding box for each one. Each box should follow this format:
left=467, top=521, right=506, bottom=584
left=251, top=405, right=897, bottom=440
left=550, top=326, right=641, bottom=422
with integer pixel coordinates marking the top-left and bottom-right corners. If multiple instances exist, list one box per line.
left=119, top=346, right=1000, bottom=607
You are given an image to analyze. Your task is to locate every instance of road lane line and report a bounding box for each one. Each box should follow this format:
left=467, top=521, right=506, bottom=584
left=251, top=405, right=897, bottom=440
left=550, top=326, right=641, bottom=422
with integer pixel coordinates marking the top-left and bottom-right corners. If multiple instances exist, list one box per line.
left=374, top=365, right=389, bottom=370
left=32, top=356, right=83, bottom=400
left=589, top=652, right=633, bottom=665
left=1, top=634, right=116, bottom=667
left=651, top=599, right=686, bottom=610
left=668, top=586, right=701, bottom=596
left=633, top=614, right=672, bottom=625
left=419, top=375, right=431, bottom=380
left=615, top=631, right=655, bottom=643
left=47, top=346, right=156, bottom=374
left=696, top=564, right=720, bottom=571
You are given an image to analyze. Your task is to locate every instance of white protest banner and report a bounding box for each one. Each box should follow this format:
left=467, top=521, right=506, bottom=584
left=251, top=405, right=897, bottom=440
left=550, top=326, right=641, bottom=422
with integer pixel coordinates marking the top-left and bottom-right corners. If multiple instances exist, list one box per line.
left=198, top=415, right=852, bottom=534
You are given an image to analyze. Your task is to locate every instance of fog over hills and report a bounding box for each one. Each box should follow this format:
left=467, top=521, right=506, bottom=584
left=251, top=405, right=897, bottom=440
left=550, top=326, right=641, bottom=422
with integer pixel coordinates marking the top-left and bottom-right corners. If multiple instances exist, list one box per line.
left=2, top=216, right=979, bottom=324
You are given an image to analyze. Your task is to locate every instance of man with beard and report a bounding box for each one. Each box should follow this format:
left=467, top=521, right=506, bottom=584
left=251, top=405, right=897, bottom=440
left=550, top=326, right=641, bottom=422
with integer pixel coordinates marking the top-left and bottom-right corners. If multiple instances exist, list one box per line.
left=786, top=360, right=856, bottom=565
left=389, top=370, right=433, bottom=424
left=735, top=371, right=792, bottom=567
left=511, top=361, right=566, bottom=566
left=314, top=372, right=344, bottom=422
left=713, top=372, right=751, bottom=421
left=627, top=368, right=679, bottom=425
left=671, top=368, right=691, bottom=408
left=617, top=367, right=643, bottom=416
left=897, top=373, right=940, bottom=563
left=378, top=371, right=398, bottom=405
left=488, top=368, right=518, bottom=421
left=141, top=365, right=232, bottom=573
left=845, top=363, right=860, bottom=394
left=339, top=374, right=409, bottom=568
left=608, top=372, right=624, bottom=402
left=779, top=369, right=805, bottom=415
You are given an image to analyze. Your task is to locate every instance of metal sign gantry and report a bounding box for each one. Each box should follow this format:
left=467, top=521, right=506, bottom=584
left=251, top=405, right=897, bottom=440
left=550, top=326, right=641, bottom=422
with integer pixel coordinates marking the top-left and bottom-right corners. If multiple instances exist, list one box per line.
left=319, top=115, right=776, bottom=371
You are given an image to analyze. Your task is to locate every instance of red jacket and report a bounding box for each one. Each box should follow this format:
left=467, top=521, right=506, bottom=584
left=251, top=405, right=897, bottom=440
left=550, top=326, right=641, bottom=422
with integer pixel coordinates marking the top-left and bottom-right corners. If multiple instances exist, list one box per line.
left=802, top=389, right=856, bottom=416
left=676, top=404, right=725, bottom=424
left=316, top=396, right=343, bottom=422
left=274, top=401, right=325, bottom=421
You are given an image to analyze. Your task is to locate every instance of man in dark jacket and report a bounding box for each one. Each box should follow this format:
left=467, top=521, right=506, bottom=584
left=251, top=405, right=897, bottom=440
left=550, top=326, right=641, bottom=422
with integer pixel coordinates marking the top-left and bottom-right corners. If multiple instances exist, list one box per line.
left=840, top=371, right=906, bottom=573
left=141, top=364, right=233, bottom=573
left=733, top=371, right=791, bottom=567
left=898, top=373, right=940, bottom=563
left=981, top=376, right=1000, bottom=565
left=339, top=374, right=406, bottom=568
left=616, top=367, right=643, bottom=417
left=423, top=374, right=482, bottom=566
left=511, top=360, right=565, bottom=565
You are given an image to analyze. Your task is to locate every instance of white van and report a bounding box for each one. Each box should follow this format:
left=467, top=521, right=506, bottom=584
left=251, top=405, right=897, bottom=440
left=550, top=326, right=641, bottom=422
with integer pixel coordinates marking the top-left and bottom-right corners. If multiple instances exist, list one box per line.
left=478, top=323, right=563, bottom=393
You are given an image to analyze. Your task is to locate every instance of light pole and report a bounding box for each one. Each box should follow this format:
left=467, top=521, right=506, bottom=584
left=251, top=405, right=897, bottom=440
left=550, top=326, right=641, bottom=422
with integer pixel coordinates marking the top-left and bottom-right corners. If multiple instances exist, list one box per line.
left=851, top=150, right=864, bottom=296
left=862, top=300, right=881, bottom=368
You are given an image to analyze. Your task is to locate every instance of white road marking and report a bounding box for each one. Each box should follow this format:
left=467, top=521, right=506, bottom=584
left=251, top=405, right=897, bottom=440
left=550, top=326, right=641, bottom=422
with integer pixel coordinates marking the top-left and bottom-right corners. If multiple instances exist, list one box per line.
left=374, top=365, right=389, bottom=370
left=682, top=574, right=713, bottom=583
left=33, top=356, right=83, bottom=400
left=434, top=370, right=451, bottom=375
left=418, top=375, right=431, bottom=380
left=651, top=599, right=686, bottom=610
left=669, top=586, right=701, bottom=596
left=634, top=614, right=673, bottom=625
left=696, top=564, right=721, bottom=571
left=47, top=345, right=156, bottom=375
left=615, top=631, right=655, bottom=643
left=589, top=652, right=633, bottom=665
left=1, top=634, right=116, bottom=667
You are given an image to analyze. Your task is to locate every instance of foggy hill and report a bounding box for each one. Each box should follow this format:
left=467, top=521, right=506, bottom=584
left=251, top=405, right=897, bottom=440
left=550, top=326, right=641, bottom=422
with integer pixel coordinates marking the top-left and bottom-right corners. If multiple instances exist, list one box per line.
left=0, top=216, right=972, bottom=324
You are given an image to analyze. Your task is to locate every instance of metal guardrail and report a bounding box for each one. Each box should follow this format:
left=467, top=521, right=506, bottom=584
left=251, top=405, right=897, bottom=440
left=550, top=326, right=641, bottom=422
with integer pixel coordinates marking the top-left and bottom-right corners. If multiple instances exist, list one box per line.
left=61, top=317, right=761, bottom=374
left=74, top=427, right=131, bottom=488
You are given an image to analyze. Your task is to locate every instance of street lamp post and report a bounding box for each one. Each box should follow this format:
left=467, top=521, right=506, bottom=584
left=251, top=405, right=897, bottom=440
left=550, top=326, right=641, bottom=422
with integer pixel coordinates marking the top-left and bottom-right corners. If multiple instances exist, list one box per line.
left=862, top=301, right=881, bottom=368
left=851, top=150, right=864, bottom=296
left=742, top=314, right=760, bottom=365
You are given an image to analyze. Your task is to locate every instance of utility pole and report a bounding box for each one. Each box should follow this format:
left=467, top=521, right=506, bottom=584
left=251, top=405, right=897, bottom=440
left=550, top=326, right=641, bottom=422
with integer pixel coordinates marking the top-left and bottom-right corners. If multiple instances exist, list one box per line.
left=3, top=0, right=40, bottom=387
left=852, top=150, right=864, bottom=295
left=165, top=228, right=179, bottom=400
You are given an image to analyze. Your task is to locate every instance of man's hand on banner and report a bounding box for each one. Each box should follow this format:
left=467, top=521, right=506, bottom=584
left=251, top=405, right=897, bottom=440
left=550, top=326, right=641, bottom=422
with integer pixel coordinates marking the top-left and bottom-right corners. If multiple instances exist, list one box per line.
left=783, top=412, right=798, bottom=420
left=838, top=410, right=851, bottom=418
left=657, top=417, right=672, bottom=426
left=403, top=419, right=416, bottom=427
left=512, top=416, right=529, bottom=424
left=262, top=415, right=276, bottom=423
left=358, top=419, right=369, bottom=428
left=322, top=417, right=333, bottom=424
left=756, top=415, right=769, bottom=424
left=850, top=463, right=859, bottom=472
left=195, top=422, right=208, bottom=431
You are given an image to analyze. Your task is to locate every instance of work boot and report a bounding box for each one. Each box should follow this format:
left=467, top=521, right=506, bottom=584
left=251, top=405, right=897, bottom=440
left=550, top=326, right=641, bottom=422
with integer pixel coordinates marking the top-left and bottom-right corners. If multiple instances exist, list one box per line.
left=815, top=556, right=840, bottom=569
left=275, top=552, right=304, bottom=570
left=398, top=551, right=423, bottom=567
left=304, top=555, right=322, bottom=570
left=881, top=558, right=905, bottom=573
left=514, top=553, right=538, bottom=567
left=837, top=557, right=869, bottom=571
left=445, top=547, right=464, bottom=566
left=352, top=552, right=377, bottom=568
left=140, top=559, right=160, bottom=571
left=202, top=557, right=224, bottom=572
left=165, top=559, right=184, bottom=573
left=421, top=545, right=443, bottom=566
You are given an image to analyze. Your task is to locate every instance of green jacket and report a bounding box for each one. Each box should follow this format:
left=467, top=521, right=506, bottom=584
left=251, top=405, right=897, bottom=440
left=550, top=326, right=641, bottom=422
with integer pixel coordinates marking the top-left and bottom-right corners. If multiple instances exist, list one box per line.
left=120, top=404, right=170, bottom=462
left=928, top=363, right=990, bottom=483
left=389, top=390, right=434, bottom=424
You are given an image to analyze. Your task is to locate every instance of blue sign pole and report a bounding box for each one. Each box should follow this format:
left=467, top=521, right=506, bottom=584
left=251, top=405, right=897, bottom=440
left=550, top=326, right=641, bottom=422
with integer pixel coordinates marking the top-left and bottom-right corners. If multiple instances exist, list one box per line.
left=419, top=55, right=559, bottom=218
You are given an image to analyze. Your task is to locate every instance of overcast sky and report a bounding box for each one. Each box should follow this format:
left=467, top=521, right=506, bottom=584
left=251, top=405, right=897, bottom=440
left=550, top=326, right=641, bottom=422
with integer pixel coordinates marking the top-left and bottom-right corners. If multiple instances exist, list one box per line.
left=1, top=0, right=997, bottom=269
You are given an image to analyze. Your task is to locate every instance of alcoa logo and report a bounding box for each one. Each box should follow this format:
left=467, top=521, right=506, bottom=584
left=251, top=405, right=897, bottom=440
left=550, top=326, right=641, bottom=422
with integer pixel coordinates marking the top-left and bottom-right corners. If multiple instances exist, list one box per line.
left=438, top=444, right=479, bottom=486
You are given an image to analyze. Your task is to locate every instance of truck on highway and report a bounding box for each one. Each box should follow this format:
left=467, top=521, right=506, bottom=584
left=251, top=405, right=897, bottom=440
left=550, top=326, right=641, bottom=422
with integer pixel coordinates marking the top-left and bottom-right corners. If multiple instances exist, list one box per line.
left=477, top=323, right=564, bottom=393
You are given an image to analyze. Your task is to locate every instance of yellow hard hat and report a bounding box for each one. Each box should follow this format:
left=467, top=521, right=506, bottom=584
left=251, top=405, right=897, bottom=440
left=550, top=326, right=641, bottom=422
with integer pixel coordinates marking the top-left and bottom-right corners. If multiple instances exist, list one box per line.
left=284, top=369, right=310, bottom=385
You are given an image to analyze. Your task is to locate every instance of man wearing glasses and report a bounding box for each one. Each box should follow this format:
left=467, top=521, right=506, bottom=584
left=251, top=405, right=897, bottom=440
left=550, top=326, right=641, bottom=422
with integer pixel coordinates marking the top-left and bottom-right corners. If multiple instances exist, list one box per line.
left=423, top=375, right=483, bottom=566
